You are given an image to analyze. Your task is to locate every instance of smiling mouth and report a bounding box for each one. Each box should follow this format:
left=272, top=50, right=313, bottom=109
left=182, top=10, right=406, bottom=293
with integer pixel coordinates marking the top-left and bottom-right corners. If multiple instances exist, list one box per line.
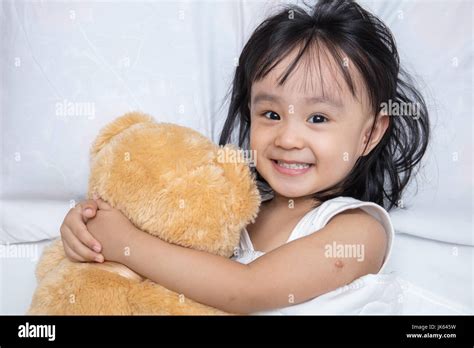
left=271, top=159, right=314, bottom=169
left=270, top=159, right=314, bottom=176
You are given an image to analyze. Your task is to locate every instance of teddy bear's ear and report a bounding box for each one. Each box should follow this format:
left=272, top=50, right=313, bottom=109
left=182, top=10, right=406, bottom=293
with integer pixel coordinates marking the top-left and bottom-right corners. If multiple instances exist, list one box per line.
left=90, top=112, right=155, bottom=157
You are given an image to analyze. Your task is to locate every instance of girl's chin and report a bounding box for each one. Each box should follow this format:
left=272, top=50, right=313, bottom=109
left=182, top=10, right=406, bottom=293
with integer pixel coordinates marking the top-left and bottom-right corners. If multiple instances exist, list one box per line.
left=256, top=164, right=318, bottom=197
left=266, top=181, right=315, bottom=199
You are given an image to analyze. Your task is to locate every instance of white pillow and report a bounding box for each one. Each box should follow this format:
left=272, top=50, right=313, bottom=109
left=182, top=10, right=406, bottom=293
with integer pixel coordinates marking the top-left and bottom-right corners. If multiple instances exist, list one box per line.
left=0, top=1, right=245, bottom=242
left=1, top=1, right=471, bottom=246
left=1, top=200, right=73, bottom=243
left=364, top=0, right=473, bottom=246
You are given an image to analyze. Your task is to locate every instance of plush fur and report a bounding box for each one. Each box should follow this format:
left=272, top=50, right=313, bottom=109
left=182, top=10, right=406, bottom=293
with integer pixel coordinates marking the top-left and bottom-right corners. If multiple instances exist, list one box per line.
left=28, top=112, right=260, bottom=315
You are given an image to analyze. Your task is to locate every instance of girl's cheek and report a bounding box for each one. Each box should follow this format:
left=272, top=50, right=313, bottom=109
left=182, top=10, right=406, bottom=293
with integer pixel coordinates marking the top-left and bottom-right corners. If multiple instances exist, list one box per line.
left=313, top=136, right=353, bottom=168
left=250, top=122, right=267, bottom=147
left=249, top=126, right=257, bottom=150
left=311, top=136, right=334, bottom=157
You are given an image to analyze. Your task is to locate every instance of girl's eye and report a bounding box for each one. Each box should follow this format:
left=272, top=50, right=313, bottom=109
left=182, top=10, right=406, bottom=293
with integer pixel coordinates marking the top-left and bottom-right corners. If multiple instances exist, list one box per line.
left=262, top=111, right=281, bottom=120
left=307, top=114, right=328, bottom=123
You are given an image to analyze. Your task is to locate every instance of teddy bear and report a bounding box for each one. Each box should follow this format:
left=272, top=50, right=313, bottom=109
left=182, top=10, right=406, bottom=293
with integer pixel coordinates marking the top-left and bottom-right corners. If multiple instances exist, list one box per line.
left=28, top=112, right=261, bottom=315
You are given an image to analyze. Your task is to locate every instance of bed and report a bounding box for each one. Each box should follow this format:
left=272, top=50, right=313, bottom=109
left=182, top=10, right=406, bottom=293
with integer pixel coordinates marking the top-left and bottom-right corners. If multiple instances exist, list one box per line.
left=0, top=0, right=472, bottom=315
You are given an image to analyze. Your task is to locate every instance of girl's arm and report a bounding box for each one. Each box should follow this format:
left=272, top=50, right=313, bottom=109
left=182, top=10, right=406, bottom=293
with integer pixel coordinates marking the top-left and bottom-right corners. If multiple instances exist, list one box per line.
left=88, top=200, right=387, bottom=314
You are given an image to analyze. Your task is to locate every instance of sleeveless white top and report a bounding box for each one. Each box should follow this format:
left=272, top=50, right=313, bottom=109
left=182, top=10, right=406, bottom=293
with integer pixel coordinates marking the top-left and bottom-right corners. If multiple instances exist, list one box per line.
left=232, top=196, right=403, bottom=315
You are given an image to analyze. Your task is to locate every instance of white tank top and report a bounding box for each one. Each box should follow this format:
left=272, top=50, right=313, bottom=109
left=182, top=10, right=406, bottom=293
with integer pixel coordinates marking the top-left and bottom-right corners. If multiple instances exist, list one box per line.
left=232, top=196, right=403, bottom=315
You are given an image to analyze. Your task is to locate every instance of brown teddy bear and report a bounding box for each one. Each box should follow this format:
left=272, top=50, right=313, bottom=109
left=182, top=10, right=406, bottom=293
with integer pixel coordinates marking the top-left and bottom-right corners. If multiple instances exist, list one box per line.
left=28, top=112, right=260, bottom=315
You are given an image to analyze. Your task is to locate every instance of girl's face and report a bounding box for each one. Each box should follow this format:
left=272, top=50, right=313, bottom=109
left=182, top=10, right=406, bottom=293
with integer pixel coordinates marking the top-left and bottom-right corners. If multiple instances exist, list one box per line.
left=249, top=47, right=389, bottom=199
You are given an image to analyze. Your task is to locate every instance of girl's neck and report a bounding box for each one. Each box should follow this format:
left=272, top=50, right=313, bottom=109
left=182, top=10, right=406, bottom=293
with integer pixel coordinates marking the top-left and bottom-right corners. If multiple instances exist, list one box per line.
left=266, top=192, right=318, bottom=214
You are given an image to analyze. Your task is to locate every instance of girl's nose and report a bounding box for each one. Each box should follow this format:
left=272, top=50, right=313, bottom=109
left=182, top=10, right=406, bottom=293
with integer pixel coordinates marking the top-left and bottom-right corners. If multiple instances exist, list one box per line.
left=274, top=123, right=305, bottom=150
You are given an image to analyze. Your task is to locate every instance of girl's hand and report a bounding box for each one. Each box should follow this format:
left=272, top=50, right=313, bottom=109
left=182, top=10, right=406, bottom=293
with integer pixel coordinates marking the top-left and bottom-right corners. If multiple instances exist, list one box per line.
left=86, top=198, right=138, bottom=263
left=60, top=196, right=104, bottom=263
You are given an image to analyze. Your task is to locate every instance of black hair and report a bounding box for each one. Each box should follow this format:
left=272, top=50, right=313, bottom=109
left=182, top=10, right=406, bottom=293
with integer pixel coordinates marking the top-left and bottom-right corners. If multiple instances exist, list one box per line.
left=218, top=0, right=430, bottom=211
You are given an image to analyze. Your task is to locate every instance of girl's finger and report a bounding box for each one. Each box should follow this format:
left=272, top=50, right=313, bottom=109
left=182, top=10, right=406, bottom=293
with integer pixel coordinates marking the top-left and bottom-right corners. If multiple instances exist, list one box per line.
left=63, top=241, right=87, bottom=262
left=72, top=224, right=102, bottom=253
left=62, top=227, right=103, bottom=262
left=96, top=198, right=112, bottom=210
left=78, top=200, right=99, bottom=221
left=65, top=207, right=101, bottom=251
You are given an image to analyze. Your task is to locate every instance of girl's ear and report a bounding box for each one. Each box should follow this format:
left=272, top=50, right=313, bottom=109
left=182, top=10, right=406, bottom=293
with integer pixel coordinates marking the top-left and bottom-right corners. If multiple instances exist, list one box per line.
left=361, top=113, right=390, bottom=156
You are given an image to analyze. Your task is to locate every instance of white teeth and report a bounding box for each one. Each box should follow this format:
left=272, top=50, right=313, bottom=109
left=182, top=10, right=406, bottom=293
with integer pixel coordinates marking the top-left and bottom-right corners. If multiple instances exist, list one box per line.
left=276, top=160, right=311, bottom=170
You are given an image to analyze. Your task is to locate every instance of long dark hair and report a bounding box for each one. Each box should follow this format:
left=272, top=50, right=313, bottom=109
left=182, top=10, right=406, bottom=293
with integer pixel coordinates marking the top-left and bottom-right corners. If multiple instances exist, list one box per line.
left=218, top=0, right=430, bottom=211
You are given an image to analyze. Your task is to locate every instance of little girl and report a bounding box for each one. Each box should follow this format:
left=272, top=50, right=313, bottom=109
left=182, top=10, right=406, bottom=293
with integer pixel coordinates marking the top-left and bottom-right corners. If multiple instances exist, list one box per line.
left=60, top=0, right=429, bottom=314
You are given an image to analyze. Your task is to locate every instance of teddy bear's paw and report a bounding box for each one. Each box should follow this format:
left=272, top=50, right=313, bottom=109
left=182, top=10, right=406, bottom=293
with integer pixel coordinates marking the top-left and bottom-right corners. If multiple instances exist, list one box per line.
left=94, top=261, right=144, bottom=282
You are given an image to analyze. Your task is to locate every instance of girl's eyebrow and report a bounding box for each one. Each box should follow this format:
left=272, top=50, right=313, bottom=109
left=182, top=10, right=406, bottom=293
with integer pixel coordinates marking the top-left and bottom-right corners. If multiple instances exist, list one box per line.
left=252, top=92, right=343, bottom=108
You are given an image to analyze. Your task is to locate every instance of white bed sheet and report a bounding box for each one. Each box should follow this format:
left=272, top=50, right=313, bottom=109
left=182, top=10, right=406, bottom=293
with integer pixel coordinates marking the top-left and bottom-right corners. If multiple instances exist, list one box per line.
left=383, top=233, right=473, bottom=314
left=0, top=239, right=52, bottom=314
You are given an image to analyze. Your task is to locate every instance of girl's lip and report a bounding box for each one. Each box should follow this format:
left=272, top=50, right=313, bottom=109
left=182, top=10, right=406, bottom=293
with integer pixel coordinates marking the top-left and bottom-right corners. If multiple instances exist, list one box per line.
left=271, top=159, right=313, bottom=176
